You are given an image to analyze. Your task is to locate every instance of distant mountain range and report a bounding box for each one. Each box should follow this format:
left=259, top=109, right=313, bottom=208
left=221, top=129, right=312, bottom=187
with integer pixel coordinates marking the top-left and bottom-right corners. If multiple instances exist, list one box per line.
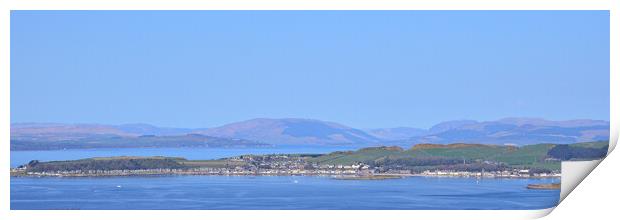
left=11, top=123, right=195, bottom=139
left=11, top=117, right=609, bottom=150
left=195, top=118, right=381, bottom=146
left=10, top=123, right=266, bottom=150
left=411, top=117, right=609, bottom=146
left=11, top=134, right=268, bottom=151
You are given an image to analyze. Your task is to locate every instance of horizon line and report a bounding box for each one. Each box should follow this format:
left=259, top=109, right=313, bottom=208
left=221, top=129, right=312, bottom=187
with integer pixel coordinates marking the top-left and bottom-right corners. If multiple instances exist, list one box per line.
left=9, top=116, right=611, bottom=130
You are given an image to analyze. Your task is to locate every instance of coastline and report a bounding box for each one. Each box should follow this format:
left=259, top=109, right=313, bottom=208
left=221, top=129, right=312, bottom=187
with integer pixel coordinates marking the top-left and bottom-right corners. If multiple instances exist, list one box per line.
left=10, top=170, right=561, bottom=179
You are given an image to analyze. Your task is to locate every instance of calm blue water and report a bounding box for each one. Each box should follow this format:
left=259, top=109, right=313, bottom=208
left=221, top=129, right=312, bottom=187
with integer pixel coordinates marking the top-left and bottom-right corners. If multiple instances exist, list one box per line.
left=11, top=175, right=559, bottom=210
left=10, top=146, right=361, bottom=167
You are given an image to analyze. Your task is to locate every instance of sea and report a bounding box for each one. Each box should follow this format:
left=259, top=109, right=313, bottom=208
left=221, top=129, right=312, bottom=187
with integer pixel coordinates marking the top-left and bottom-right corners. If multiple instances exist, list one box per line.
left=10, top=146, right=560, bottom=210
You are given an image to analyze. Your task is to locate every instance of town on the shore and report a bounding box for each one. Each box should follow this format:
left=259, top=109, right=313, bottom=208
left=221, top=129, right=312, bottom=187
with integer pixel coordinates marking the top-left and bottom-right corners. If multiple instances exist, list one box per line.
left=10, top=154, right=561, bottom=179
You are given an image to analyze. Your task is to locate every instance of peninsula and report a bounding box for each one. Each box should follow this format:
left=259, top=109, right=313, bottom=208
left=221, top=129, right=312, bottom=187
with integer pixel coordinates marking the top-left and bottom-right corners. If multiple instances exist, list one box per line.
left=12, top=141, right=607, bottom=179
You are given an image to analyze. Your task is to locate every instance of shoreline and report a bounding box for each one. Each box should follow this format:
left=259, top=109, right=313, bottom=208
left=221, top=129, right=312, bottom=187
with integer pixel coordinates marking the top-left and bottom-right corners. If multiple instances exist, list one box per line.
left=10, top=172, right=561, bottom=180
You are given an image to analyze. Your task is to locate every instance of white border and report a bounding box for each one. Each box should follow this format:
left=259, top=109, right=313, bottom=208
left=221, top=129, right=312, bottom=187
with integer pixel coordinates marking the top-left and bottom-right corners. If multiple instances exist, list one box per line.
left=545, top=140, right=620, bottom=220
left=0, top=1, right=616, bottom=220
left=0, top=0, right=613, bottom=10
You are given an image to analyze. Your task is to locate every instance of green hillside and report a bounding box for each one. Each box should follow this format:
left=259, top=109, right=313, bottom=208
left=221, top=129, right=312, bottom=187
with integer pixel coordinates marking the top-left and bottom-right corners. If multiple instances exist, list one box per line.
left=310, top=144, right=513, bottom=165
left=308, top=141, right=609, bottom=171
left=23, top=156, right=188, bottom=172
left=566, top=141, right=609, bottom=148
left=16, top=141, right=609, bottom=174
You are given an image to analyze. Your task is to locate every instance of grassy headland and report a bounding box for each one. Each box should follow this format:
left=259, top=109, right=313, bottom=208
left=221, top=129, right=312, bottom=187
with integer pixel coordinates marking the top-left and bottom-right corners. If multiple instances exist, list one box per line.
left=11, top=141, right=607, bottom=178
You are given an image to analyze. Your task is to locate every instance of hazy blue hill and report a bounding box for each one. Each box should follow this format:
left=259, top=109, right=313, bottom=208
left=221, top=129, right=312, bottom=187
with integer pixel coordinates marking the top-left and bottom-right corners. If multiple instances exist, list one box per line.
left=11, top=123, right=135, bottom=139
left=365, top=127, right=428, bottom=141
left=11, top=122, right=202, bottom=138
left=11, top=117, right=610, bottom=147
left=428, top=120, right=478, bottom=134
left=407, top=118, right=609, bottom=146
left=10, top=134, right=269, bottom=150
left=199, top=117, right=609, bottom=146
left=197, top=118, right=381, bottom=146
left=115, top=123, right=198, bottom=136
left=281, top=120, right=377, bottom=141
left=495, top=117, right=609, bottom=127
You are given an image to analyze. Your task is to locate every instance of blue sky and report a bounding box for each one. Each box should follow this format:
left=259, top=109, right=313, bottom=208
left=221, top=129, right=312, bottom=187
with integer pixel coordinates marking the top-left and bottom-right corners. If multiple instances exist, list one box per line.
left=11, top=11, right=610, bottom=129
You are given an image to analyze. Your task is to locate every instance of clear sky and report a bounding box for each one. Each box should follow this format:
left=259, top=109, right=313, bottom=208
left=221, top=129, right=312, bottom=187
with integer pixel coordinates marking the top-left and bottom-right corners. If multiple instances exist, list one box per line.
left=11, top=11, right=610, bottom=129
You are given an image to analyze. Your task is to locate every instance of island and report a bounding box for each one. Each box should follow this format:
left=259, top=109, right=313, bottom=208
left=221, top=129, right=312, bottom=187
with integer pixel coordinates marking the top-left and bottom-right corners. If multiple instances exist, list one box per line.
left=13, top=141, right=606, bottom=182
left=15, top=142, right=601, bottom=180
